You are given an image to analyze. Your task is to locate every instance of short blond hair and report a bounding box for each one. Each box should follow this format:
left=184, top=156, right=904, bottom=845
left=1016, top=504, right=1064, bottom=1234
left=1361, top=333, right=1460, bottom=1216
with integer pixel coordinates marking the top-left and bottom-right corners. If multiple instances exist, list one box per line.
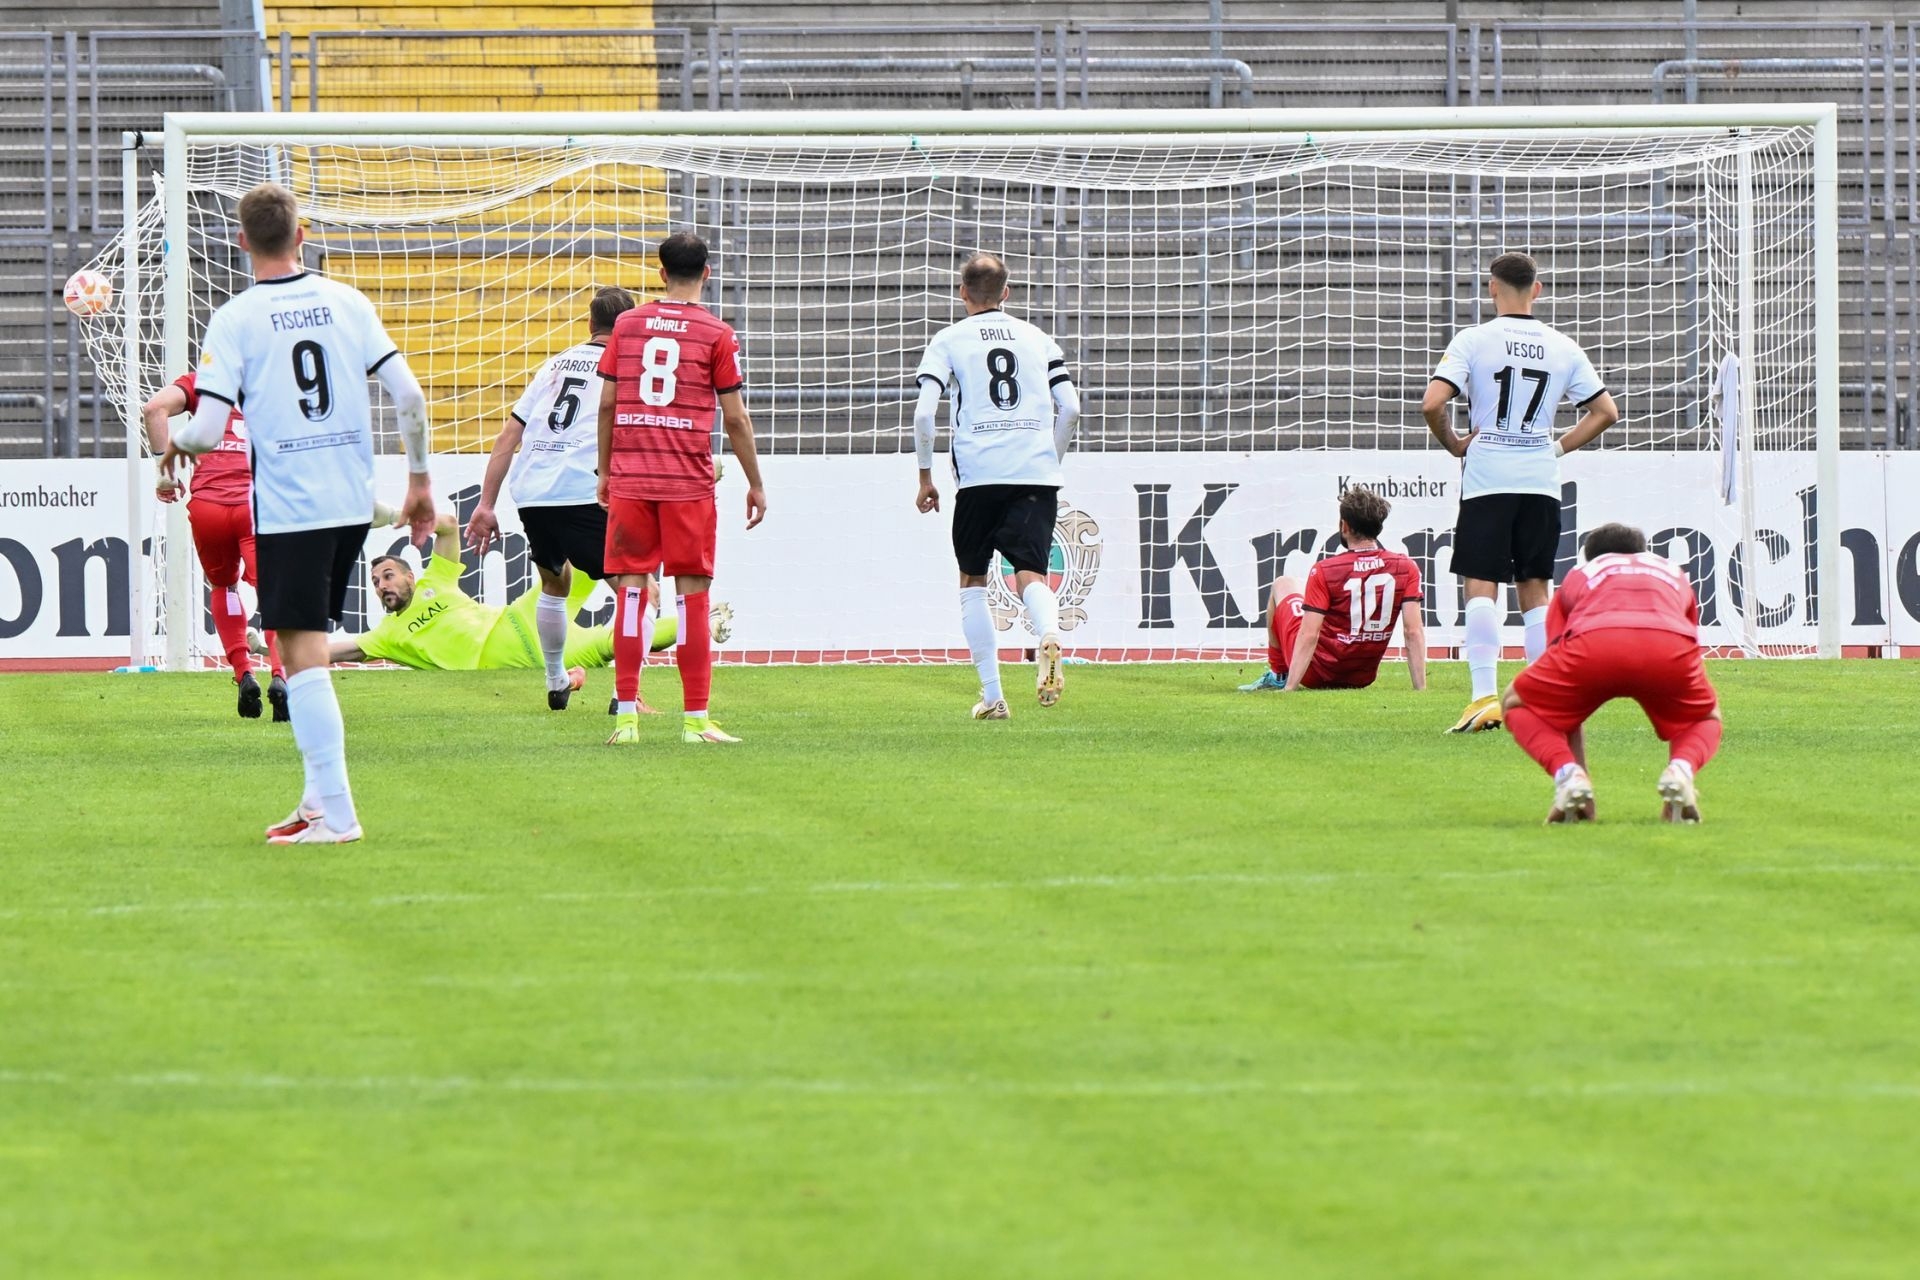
left=238, top=183, right=300, bottom=257
left=961, top=253, right=1009, bottom=306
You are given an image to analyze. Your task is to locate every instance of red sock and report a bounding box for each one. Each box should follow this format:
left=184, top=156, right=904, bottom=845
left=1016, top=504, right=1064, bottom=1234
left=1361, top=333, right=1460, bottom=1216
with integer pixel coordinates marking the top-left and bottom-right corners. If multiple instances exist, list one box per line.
left=1507, top=704, right=1577, bottom=777
left=613, top=586, right=647, bottom=705
left=678, top=590, right=712, bottom=715
left=1668, top=718, right=1723, bottom=773
left=212, top=586, right=252, bottom=677
left=1266, top=632, right=1286, bottom=676
left=265, top=630, right=284, bottom=678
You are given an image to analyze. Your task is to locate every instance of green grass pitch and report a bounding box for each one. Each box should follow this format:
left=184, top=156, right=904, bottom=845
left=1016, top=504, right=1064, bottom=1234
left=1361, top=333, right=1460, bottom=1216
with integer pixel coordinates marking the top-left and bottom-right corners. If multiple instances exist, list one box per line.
left=1, top=660, right=1917, bottom=1278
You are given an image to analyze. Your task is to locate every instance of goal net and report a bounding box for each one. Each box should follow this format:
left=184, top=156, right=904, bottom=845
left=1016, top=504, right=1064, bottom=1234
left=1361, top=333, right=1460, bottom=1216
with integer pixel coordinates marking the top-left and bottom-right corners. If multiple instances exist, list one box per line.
left=80, top=108, right=1838, bottom=667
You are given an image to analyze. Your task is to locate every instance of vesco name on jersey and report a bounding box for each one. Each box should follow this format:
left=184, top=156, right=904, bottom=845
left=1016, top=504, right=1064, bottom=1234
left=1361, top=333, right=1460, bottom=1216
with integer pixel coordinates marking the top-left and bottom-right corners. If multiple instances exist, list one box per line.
left=617, top=410, right=698, bottom=430
left=269, top=305, right=335, bottom=332
left=1504, top=339, right=1546, bottom=360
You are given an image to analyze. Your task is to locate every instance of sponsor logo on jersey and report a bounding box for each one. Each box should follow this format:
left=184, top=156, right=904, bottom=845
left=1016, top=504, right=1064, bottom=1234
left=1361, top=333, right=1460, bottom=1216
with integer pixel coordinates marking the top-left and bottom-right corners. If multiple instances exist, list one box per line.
left=988, top=501, right=1102, bottom=634
left=407, top=599, right=447, bottom=631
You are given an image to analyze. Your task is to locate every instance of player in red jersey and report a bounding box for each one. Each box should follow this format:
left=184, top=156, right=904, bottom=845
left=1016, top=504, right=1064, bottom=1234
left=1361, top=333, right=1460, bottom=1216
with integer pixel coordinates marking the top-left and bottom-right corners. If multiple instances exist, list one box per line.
left=142, top=371, right=287, bottom=720
left=597, top=231, right=767, bottom=746
left=1239, top=485, right=1428, bottom=694
left=1502, top=523, right=1723, bottom=825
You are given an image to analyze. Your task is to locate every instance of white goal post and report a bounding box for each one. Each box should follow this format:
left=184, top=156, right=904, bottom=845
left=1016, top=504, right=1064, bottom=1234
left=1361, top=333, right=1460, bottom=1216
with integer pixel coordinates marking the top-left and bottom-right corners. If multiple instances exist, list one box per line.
left=95, top=105, right=1840, bottom=665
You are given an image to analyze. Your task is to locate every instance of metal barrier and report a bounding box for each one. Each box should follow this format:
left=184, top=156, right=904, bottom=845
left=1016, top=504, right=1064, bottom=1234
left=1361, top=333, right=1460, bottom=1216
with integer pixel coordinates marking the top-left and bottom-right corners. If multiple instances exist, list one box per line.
left=4, top=17, right=1920, bottom=454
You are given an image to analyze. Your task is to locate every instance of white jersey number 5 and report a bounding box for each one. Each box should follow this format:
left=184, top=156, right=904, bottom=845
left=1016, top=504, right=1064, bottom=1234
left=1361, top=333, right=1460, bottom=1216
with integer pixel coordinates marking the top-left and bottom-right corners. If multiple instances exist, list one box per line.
left=639, top=336, right=681, bottom=407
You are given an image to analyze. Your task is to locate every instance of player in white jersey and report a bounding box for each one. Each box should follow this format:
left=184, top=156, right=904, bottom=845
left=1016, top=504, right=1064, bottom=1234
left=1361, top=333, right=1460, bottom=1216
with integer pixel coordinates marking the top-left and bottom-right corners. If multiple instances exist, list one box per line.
left=1421, top=251, right=1619, bottom=734
left=913, top=253, right=1081, bottom=718
left=467, top=286, right=633, bottom=711
left=162, top=183, right=434, bottom=845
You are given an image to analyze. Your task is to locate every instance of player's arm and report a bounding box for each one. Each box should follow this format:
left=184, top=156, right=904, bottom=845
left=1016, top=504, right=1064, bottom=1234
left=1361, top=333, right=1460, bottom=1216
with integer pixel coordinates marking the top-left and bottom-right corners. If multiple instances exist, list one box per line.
left=1554, top=389, right=1619, bottom=457
left=913, top=375, right=943, bottom=513
left=1400, top=601, right=1428, bottom=691
left=1423, top=332, right=1473, bottom=459
left=168, top=313, right=240, bottom=473
left=431, top=512, right=461, bottom=564
left=718, top=389, right=766, bottom=530
left=1421, top=379, right=1469, bottom=458
left=372, top=350, right=434, bottom=542
left=1047, top=342, right=1081, bottom=458
left=1282, top=611, right=1326, bottom=694
left=328, top=635, right=366, bottom=663
left=142, top=384, right=190, bottom=502
left=468, top=412, right=526, bottom=555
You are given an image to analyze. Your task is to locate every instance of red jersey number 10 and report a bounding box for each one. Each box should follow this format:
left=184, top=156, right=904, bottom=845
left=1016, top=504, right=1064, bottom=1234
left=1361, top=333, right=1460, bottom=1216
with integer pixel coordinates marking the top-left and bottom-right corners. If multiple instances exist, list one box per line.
left=639, top=336, right=682, bottom=407
left=1346, top=572, right=1397, bottom=636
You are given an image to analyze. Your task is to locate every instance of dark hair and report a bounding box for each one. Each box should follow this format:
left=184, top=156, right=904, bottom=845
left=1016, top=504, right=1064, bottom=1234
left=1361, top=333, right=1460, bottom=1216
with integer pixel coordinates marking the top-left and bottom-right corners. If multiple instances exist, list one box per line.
left=238, top=183, right=300, bottom=258
left=1583, top=523, right=1648, bottom=559
left=658, top=232, right=709, bottom=283
left=1490, top=252, right=1538, bottom=292
left=369, top=553, right=410, bottom=574
left=590, top=285, right=634, bottom=332
left=960, top=253, right=1010, bottom=306
left=1339, top=485, right=1391, bottom=540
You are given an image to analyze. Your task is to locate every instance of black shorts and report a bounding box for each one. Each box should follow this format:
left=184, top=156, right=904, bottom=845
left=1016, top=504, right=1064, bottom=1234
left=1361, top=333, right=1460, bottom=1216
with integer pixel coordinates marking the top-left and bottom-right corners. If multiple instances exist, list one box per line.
left=1451, top=492, right=1561, bottom=584
left=952, top=484, right=1059, bottom=577
left=519, top=502, right=607, bottom=581
left=256, top=521, right=369, bottom=632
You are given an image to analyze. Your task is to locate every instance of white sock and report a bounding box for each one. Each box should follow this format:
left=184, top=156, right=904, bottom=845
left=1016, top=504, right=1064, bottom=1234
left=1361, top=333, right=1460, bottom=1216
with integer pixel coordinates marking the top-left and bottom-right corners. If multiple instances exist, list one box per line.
left=285, top=667, right=357, bottom=833
left=1464, top=596, right=1500, bottom=701
left=1021, top=581, right=1060, bottom=642
left=960, top=586, right=1002, bottom=704
left=1522, top=605, right=1549, bottom=663
left=536, top=592, right=569, bottom=689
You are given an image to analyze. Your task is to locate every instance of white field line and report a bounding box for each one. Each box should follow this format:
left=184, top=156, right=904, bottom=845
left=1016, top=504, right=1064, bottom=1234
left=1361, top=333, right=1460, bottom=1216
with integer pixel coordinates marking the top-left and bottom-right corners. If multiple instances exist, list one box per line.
left=0, top=1067, right=1914, bottom=1102
left=0, top=863, right=1913, bottom=924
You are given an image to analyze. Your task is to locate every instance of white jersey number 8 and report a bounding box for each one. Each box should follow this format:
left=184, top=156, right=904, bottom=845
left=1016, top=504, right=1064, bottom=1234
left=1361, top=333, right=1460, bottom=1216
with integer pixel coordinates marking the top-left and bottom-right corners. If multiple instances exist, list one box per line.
left=1345, top=572, right=1397, bottom=635
left=638, top=336, right=681, bottom=407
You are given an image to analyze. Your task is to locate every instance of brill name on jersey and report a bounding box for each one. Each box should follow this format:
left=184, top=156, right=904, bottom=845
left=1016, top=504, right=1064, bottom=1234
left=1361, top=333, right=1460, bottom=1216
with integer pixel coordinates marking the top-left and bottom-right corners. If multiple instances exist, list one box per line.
left=195, top=271, right=399, bottom=535
left=1433, top=316, right=1606, bottom=500
left=915, top=310, right=1071, bottom=488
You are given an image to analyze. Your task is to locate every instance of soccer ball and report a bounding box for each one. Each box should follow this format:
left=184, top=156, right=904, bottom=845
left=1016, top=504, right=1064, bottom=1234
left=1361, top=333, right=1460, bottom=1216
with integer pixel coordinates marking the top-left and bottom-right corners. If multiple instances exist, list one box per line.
left=62, top=270, right=113, bottom=317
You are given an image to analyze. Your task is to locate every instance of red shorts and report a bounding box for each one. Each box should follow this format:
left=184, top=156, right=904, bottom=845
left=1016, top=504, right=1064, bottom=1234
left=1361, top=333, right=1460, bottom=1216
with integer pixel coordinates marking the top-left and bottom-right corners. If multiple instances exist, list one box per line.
left=1271, top=592, right=1342, bottom=689
left=186, top=497, right=258, bottom=589
left=605, top=494, right=716, bottom=578
left=1511, top=627, right=1718, bottom=741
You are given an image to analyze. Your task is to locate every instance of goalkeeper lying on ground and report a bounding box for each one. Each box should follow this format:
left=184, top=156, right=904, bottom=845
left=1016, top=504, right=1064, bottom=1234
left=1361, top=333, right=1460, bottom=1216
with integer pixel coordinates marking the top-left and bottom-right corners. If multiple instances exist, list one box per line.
left=328, top=515, right=729, bottom=713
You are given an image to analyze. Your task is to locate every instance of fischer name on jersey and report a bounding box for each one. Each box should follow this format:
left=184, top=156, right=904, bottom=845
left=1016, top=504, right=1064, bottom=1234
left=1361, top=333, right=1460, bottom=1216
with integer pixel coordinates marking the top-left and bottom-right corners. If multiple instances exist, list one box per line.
left=1300, top=545, right=1425, bottom=688
left=915, top=309, right=1071, bottom=488
left=170, top=370, right=251, bottom=507
left=194, top=271, right=399, bottom=534
left=1550, top=551, right=1700, bottom=644
left=597, top=300, right=742, bottom=502
left=1432, top=315, right=1606, bottom=500
left=508, top=339, right=606, bottom=507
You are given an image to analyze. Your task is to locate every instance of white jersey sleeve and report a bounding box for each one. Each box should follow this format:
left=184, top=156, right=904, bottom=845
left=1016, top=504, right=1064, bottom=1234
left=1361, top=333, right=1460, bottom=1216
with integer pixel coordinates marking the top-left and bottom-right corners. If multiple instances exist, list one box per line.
left=505, top=340, right=605, bottom=508
left=1434, top=316, right=1609, bottom=500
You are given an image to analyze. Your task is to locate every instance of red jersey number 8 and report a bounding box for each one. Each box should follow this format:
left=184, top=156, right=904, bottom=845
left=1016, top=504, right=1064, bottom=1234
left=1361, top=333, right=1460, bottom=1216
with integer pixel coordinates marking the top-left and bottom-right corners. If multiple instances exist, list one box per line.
left=639, top=336, right=681, bottom=407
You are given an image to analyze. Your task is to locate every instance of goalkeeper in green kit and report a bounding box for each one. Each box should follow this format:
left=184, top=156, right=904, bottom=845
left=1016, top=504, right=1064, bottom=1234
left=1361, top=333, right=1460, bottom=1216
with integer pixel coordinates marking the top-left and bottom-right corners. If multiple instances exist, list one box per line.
left=329, top=515, right=720, bottom=713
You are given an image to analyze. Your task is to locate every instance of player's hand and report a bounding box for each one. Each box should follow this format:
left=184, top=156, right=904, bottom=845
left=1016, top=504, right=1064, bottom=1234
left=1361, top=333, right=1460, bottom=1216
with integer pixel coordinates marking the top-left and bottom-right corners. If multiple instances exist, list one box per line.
left=916, top=480, right=941, bottom=514
left=744, top=487, right=767, bottom=531
left=596, top=475, right=610, bottom=509
left=155, top=475, right=182, bottom=504
left=466, top=504, right=499, bottom=555
left=158, top=444, right=192, bottom=487
left=1449, top=430, right=1476, bottom=459
left=400, top=473, right=436, bottom=543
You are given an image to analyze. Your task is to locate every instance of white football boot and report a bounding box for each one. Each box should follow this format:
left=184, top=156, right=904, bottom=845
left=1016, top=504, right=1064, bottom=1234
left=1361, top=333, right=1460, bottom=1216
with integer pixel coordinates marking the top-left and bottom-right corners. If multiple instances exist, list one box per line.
left=1658, top=761, right=1702, bottom=824
left=972, top=694, right=1011, bottom=721
left=1546, top=764, right=1597, bottom=824
left=268, top=816, right=363, bottom=846
left=1036, top=632, right=1064, bottom=708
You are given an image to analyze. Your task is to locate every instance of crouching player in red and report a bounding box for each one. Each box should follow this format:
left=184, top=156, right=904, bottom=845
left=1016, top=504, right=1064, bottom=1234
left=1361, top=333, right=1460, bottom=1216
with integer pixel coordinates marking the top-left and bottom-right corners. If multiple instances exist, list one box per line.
left=1239, top=485, right=1428, bottom=694
left=143, top=370, right=287, bottom=719
left=1503, top=523, right=1722, bottom=824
